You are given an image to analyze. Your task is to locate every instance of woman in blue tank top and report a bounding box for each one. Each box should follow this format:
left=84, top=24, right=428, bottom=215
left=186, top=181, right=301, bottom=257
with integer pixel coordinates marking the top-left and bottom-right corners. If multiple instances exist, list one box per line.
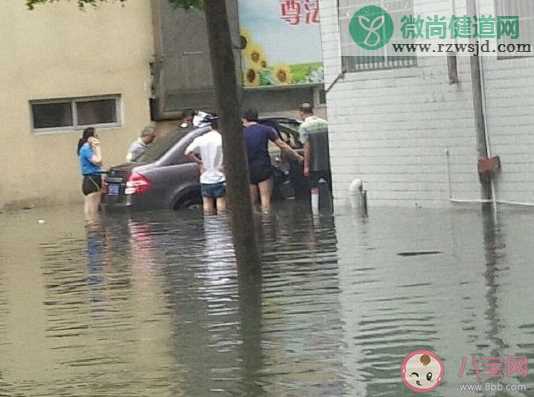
left=77, top=127, right=103, bottom=221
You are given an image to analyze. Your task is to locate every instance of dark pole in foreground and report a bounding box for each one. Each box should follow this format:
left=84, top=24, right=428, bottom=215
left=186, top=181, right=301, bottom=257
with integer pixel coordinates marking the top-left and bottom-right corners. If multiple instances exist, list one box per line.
left=467, top=0, right=492, bottom=201
left=204, top=1, right=259, bottom=267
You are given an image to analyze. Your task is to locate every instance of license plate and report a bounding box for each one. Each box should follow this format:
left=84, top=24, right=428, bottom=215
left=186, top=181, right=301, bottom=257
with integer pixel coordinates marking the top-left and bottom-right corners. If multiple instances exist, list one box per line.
left=108, top=184, right=120, bottom=196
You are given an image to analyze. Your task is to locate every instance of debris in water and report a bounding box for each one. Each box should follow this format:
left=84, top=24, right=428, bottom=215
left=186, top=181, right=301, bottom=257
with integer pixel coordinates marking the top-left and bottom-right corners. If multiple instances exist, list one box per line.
left=397, top=251, right=442, bottom=257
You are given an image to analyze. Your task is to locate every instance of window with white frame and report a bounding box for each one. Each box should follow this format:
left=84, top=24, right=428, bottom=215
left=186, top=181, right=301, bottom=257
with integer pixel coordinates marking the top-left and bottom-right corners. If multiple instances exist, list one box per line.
left=31, top=95, right=121, bottom=132
left=338, top=0, right=417, bottom=72
left=495, top=0, right=534, bottom=59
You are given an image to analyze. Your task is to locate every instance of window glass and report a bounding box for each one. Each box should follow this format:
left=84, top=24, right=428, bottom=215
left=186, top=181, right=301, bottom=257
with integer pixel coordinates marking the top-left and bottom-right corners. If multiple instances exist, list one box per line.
left=32, top=102, right=73, bottom=129
left=31, top=95, right=120, bottom=131
left=76, top=99, right=117, bottom=125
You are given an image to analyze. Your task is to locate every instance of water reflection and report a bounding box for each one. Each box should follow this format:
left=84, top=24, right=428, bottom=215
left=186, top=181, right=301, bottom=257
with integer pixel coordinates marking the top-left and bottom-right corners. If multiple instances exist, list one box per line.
left=482, top=207, right=506, bottom=366
left=0, top=204, right=534, bottom=396
left=86, top=222, right=110, bottom=315
left=258, top=211, right=346, bottom=396
left=479, top=207, right=534, bottom=395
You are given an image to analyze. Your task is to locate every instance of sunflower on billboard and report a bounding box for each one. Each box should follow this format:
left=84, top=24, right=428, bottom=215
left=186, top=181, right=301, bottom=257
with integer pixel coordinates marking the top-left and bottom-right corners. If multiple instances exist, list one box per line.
left=246, top=44, right=265, bottom=67
left=244, top=66, right=261, bottom=87
left=240, top=29, right=252, bottom=52
left=238, top=0, right=324, bottom=88
left=272, top=64, right=293, bottom=85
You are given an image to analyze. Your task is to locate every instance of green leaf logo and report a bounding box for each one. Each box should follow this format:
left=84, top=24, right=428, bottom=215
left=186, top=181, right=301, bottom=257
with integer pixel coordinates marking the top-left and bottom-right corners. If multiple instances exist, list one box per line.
left=350, top=5, right=394, bottom=50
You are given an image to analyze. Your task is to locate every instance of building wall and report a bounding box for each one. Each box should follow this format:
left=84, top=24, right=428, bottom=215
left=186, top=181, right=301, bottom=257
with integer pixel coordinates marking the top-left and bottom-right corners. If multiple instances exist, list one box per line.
left=0, top=2, right=154, bottom=210
left=478, top=0, right=534, bottom=204
left=152, top=0, right=320, bottom=120
left=245, top=86, right=327, bottom=119
left=320, top=0, right=534, bottom=208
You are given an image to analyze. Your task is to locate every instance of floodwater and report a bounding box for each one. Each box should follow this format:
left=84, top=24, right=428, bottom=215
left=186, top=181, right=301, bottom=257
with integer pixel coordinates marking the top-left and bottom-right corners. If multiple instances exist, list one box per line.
left=1, top=202, right=534, bottom=396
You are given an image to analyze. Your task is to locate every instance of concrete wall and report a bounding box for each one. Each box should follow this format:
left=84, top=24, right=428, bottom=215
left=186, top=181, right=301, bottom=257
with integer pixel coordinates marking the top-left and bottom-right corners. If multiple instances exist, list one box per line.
left=0, top=2, right=154, bottom=210
left=320, top=0, right=534, bottom=208
left=244, top=86, right=327, bottom=119
left=152, top=0, right=320, bottom=120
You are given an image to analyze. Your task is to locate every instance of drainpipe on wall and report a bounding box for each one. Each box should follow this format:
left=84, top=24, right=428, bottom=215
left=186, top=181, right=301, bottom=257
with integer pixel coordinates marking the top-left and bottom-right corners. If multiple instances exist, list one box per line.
left=467, top=0, right=493, bottom=202
left=447, top=0, right=459, bottom=84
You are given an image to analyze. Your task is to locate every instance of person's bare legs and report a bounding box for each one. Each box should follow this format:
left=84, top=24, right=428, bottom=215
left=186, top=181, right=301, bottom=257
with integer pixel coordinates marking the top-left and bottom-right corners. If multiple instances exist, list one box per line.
left=249, top=185, right=259, bottom=207
left=258, top=177, right=273, bottom=212
left=85, top=192, right=101, bottom=221
left=216, top=196, right=226, bottom=213
left=84, top=196, right=91, bottom=219
left=203, top=197, right=216, bottom=215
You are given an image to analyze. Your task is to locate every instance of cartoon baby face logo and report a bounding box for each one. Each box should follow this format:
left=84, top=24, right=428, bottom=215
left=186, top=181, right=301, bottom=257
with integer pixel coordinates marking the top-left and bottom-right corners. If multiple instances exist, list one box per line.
left=401, top=350, right=444, bottom=393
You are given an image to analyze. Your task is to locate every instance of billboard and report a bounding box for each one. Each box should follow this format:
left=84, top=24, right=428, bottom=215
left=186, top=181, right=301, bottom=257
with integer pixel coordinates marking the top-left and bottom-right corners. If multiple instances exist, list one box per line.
left=238, top=0, right=324, bottom=88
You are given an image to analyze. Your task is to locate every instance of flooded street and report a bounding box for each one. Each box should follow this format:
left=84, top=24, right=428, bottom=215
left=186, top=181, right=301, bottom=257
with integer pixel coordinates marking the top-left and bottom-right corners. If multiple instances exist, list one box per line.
left=1, top=203, right=534, bottom=396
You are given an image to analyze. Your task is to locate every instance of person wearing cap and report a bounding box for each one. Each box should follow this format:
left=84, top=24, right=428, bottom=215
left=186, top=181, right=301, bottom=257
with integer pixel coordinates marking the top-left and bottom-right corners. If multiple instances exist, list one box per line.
left=126, top=125, right=156, bottom=162
left=185, top=116, right=226, bottom=215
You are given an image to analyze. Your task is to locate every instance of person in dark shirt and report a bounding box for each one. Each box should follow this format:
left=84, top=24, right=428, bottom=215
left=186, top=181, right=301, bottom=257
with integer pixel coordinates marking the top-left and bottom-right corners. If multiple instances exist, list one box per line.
left=242, top=108, right=302, bottom=212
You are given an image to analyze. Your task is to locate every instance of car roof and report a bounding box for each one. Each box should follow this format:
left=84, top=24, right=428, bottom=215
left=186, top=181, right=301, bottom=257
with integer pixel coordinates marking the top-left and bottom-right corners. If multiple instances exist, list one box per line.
left=259, top=117, right=300, bottom=125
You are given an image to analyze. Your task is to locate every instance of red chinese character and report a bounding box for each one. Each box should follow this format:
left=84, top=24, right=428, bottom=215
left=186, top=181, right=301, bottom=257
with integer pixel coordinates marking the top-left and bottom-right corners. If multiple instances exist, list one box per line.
left=280, top=0, right=301, bottom=25
left=303, top=0, right=320, bottom=24
left=471, top=355, right=482, bottom=382
left=505, top=356, right=529, bottom=378
left=481, top=356, right=503, bottom=379
left=458, top=356, right=468, bottom=378
left=458, top=354, right=481, bottom=382
left=458, top=355, right=482, bottom=382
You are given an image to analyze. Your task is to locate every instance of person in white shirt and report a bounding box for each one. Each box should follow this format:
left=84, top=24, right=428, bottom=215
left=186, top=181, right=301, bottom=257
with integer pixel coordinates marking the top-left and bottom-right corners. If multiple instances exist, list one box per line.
left=185, top=118, right=226, bottom=215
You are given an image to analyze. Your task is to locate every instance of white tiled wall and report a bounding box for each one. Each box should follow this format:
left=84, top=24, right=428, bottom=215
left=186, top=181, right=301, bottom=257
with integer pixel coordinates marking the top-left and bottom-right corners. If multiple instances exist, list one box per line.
left=478, top=0, right=534, bottom=203
left=320, top=0, right=534, bottom=208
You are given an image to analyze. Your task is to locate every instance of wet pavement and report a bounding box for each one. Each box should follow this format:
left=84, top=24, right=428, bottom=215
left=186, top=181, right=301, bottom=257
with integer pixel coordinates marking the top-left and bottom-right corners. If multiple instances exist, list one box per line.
left=1, top=202, right=534, bottom=396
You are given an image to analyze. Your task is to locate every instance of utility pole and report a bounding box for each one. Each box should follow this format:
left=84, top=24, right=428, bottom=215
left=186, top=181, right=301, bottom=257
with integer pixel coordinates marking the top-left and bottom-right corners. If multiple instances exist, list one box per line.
left=204, top=0, right=259, bottom=268
left=467, top=0, right=492, bottom=201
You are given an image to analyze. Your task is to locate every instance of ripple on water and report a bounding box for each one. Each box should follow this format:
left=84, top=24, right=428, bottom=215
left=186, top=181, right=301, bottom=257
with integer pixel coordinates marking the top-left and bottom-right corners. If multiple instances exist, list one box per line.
left=0, top=204, right=534, bottom=396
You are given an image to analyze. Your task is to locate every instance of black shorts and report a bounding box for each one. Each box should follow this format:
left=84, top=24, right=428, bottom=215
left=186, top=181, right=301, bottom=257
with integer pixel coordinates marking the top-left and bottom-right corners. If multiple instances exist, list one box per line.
left=82, top=175, right=102, bottom=196
left=249, top=165, right=272, bottom=185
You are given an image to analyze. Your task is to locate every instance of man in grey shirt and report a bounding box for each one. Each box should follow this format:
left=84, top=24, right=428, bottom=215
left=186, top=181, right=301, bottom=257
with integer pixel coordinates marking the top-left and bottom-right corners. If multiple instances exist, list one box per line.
left=126, top=125, right=156, bottom=162
left=299, top=103, right=332, bottom=192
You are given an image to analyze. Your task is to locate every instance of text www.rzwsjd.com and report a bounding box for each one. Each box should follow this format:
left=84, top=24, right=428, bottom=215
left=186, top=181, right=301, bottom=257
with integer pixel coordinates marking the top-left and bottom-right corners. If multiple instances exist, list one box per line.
left=391, top=40, right=532, bottom=56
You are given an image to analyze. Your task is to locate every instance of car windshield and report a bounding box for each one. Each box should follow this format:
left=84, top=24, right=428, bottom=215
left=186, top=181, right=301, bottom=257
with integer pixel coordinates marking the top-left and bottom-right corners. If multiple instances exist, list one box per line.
left=135, top=127, right=193, bottom=163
